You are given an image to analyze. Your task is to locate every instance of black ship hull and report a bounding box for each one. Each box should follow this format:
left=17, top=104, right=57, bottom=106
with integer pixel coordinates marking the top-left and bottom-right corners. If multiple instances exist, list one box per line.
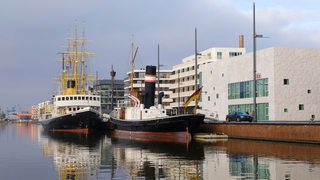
left=40, top=110, right=106, bottom=132
left=110, top=114, right=205, bottom=142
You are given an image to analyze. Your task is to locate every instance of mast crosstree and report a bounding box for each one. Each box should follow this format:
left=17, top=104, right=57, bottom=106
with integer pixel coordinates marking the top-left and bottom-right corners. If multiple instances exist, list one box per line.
left=56, top=28, right=95, bottom=95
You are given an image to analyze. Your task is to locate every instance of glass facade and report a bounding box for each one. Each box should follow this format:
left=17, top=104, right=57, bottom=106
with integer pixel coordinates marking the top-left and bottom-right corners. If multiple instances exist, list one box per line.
left=228, top=78, right=269, bottom=121
left=228, top=78, right=268, bottom=99
left=229, top=103, right=269, bottom=121
left=93, top=80, right=125, bottom=114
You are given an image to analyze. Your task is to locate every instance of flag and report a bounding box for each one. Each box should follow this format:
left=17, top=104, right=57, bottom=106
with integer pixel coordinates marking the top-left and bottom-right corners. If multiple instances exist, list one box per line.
left=68, top=57, right=72, bottom=69
left=184, top=86, right=203, bottom=107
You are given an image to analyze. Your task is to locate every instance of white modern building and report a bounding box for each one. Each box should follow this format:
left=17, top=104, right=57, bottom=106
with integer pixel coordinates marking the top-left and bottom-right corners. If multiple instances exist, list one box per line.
left=199, top=47, right=320, bottom=121
left=169, top=47, right=246, bottom=114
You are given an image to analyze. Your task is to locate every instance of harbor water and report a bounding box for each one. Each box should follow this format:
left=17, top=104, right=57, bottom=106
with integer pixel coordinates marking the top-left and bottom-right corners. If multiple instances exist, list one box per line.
left=1, top=122, right=320, bottom=180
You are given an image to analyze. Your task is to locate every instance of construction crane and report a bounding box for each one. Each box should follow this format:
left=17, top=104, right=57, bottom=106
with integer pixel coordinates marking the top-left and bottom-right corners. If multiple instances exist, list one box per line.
left=130, top=34, right=139, bottom=93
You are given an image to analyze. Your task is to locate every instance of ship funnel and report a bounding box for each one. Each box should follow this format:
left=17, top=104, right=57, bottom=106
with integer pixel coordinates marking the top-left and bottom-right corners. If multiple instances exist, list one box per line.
left=144, top=66, right=156, bottom=109
left=67, top=80, right=76, bottom=95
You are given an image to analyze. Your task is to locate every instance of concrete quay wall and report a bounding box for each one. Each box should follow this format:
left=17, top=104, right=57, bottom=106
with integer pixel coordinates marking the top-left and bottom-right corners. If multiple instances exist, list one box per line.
left=199, top=121, right=320, bottom=144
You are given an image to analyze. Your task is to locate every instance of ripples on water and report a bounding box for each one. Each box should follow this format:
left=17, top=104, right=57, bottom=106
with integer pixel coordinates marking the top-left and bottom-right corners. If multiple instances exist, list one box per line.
left=1, top=122, right=320, bottom=180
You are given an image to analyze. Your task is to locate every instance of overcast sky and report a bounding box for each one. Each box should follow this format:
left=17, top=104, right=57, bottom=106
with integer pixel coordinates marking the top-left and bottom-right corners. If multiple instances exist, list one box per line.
left=1, top=0, right=320, bottom=111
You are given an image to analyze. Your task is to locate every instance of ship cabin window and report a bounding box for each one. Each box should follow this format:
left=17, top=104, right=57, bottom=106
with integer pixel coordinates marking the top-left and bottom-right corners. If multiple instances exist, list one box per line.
left=82, top=96, right=85, bottom=100
left=86, top=97, right=89, bottom=100
left=93, top=97, right=96, bottom=101
left=90, top=97, right=92, bottom=100
left=66, top=97, right=69, bottom=100
left=70, top=97, right=73, bottom=100
left=73, top=108, right=76, bottom=111
left=69, top=108, right=72, bottom=111
left=58, top=97, right=61, bottom=101
left=62, top=97, right=65, bottom=101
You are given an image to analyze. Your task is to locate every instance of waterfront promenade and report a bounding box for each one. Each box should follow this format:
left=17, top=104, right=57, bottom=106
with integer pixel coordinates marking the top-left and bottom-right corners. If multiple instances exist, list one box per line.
left=200, top=121, right=320, bottom=144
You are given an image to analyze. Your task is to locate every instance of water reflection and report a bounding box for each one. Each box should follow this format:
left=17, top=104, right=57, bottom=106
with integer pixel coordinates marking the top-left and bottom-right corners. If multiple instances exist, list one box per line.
left=200, top=140, right=320, bottom=179
left=6, top=124, right=320, bottom=180
left=40, top=131, right=104, bottom=180
left=110, top=138, right=204, bottom=179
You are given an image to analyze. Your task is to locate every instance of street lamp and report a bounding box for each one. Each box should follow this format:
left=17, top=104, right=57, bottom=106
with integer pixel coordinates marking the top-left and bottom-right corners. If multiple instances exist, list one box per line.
left=194, top=28, right=202, bottom=109
left=110, top=65, right=116, bottom=111
left=195, top=28, right=198, bottom=90
left=253, top=3, right=268, bottom=122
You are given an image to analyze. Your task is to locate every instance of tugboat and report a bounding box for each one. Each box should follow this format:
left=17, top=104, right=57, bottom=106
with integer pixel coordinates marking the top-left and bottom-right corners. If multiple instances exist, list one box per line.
left=109, top=66, right=205, bottom=142
left=39, top=29, right=105, bottom=132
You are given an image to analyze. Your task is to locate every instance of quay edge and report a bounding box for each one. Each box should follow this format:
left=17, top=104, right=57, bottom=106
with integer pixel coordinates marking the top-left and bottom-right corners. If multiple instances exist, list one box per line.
left=199, top=121, right=320, bottom=144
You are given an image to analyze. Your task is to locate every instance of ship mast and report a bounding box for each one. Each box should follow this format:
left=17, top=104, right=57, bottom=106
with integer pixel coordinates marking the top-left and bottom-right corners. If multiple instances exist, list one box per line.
left=57, top=27, right=95, bottom=96
left=61, top=53, right=66, bottom=95
left=72, top=27, right=79, bottom=94
left=80, top=29, right=86, bottom=94
left=130, top=34, right=138, bottom=93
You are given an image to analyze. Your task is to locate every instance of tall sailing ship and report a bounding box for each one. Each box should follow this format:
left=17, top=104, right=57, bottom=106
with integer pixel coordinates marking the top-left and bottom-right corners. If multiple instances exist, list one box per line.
left=39, top=29, right=105, bottom=132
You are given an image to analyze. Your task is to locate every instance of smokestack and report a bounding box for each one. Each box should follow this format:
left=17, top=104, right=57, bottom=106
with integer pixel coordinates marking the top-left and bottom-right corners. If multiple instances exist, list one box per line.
left=144, top=66, right=156, bottom=109
left=239, top=35, right=244, bottom=48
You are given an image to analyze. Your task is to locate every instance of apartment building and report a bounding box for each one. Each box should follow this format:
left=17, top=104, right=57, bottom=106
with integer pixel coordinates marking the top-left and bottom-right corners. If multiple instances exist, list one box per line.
left=124, top=68, right=173, bottom=112
left=170, top=47, right=246, bottom=114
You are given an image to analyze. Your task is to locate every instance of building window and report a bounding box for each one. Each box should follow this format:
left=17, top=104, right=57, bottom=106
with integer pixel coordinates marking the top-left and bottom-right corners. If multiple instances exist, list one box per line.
left=207, top=52, right=211, bottom=59
left=216, top=93, right=219, bottom=99
left=311, top=114, right=315, bottom=120
left=228, top=78, right=268, bottom=99
left=299, top=104, right=304, bottom=110
left=229, top=103, right=269, bottom=121
left=284, top=108, right=288, bottom=112
left=229, top=52, right=242, bottom=57
left=284, top=79, right=289, bottom=85
left=208, top=96, right=210, bottom=101
left=307, top=89, right=311, bottom=94
left=217, top=52, right=222, bottom=59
